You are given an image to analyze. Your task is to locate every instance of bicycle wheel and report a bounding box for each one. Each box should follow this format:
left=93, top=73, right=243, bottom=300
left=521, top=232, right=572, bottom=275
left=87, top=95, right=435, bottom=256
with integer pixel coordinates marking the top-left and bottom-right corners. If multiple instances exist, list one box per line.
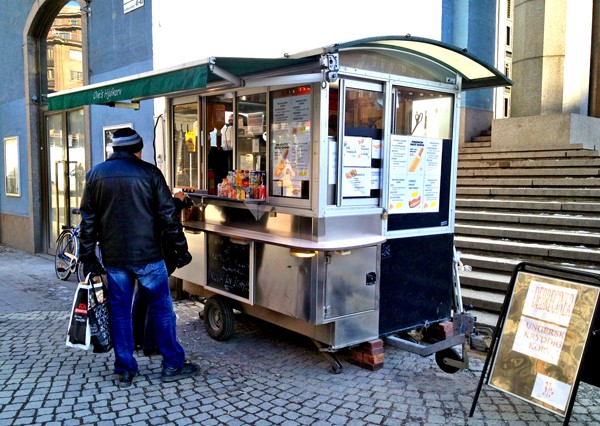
left=55, top=231, right=79, bottom=280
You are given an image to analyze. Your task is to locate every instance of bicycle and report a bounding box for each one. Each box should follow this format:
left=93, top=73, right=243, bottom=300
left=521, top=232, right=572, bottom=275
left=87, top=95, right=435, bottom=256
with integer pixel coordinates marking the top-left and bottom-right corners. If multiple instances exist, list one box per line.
left=55, top=209, right=101, bottom=282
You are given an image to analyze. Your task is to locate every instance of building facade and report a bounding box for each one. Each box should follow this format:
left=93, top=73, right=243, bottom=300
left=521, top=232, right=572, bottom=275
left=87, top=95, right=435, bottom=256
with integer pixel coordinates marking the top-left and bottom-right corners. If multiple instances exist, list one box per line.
left=0, top=0, right=504, bottom=254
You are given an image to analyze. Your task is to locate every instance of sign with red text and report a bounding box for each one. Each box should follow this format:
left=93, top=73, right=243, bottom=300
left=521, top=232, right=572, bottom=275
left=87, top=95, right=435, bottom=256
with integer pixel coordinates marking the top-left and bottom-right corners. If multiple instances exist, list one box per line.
left=489, top=271, right=599, bottom=416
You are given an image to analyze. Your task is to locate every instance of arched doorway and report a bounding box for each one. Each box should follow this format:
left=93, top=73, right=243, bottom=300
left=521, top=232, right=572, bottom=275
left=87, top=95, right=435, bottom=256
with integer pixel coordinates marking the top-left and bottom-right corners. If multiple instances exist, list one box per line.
left=24, top=0, right=89, bottom=254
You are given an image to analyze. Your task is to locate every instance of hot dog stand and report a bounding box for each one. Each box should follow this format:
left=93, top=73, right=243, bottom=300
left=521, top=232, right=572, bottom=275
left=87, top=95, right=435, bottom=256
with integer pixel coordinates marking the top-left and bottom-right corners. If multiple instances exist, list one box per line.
left=48, top=36, right=512, bottom=372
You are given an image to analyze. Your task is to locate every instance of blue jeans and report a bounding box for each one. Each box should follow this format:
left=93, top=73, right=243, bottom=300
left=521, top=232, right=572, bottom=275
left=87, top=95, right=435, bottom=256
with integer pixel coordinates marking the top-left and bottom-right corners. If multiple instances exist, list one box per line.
left=105, top=260, right=185, bottom=375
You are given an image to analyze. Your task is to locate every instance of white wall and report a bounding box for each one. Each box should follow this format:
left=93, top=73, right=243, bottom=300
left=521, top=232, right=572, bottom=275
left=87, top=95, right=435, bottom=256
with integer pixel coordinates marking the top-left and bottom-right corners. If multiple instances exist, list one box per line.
left=151, top=0, right=442, bottom=68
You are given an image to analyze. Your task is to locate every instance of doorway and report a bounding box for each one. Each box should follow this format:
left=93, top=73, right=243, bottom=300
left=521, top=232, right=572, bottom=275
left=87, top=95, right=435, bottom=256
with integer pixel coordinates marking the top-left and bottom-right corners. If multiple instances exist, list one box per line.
left=46, top=109, right=86, bottom=251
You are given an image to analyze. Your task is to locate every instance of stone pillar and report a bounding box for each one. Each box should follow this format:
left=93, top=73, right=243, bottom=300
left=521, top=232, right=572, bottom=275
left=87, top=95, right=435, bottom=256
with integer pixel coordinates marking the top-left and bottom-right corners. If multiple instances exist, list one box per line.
left=492, top=0, right=600, bottom=151
left=511, top=0, right=592, bottom=117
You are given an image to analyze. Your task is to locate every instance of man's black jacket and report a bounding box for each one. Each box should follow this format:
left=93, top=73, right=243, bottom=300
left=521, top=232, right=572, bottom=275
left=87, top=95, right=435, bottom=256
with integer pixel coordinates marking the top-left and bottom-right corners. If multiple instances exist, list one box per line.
left=79, top=151, right=190, bottom=268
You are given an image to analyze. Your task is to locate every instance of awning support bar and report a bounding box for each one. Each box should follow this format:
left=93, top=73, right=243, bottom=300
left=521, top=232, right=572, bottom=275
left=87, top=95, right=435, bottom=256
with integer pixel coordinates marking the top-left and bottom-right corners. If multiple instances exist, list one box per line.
left=208, top=57, right=241, bottom=86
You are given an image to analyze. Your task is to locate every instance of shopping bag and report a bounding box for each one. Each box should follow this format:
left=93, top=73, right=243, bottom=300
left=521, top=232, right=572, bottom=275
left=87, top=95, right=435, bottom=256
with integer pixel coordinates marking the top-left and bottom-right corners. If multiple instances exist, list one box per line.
left=66, top=280, right=91, bottom=350
left=88, top=274, right=113, bottom=353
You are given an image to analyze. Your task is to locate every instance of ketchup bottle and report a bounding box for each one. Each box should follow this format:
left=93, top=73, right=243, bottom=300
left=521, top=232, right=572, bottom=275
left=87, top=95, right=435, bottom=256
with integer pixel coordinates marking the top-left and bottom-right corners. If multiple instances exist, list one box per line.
left=208, top=169, right=216, bottom=195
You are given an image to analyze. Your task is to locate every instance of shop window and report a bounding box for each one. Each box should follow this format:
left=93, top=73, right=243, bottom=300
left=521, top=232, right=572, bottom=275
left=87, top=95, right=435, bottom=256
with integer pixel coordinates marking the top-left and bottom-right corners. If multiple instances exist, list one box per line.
left=173, top=102, right=200, bottom=190
left=270, top=86, right=312, bottom=200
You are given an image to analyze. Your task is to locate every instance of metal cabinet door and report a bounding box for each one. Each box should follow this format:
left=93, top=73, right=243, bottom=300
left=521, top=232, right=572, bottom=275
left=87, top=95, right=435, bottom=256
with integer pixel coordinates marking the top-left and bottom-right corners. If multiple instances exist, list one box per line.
left=324, top=246, right=378, bottom=320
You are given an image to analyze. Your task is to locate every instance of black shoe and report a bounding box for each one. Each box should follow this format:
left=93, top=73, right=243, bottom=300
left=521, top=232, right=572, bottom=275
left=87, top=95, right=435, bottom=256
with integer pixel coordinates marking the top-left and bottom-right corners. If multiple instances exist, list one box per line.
left=143, top=347, right=161, bottom=356
left=119, top=371, right=137, bottom=388
left=161, top=361, right=199, bottom=383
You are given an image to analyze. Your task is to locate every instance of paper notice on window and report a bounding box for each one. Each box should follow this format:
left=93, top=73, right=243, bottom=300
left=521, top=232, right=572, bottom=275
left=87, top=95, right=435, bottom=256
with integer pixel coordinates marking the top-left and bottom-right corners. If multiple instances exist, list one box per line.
left=342, top=167, right=371, bottom=197
left=343, top=136, right=372, bottom=167
left=531, top=373, right=571, bottom=411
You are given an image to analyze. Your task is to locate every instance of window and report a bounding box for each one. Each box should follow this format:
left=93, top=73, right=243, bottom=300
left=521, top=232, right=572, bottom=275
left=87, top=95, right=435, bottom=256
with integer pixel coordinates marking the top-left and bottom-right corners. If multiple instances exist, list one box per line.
left=393, top=87, right=453, bottom=139
left=173, top=102, right=200, bottom=190
left=4, top=136, right=20, bottom=197
left=270, top=86, right=312, bottom=199
left=341, top=82, right=384, bottom=203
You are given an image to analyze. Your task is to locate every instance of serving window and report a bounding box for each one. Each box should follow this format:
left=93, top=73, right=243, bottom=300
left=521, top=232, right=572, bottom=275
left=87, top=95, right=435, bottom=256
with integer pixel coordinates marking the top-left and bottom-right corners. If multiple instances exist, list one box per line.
left=270, top=85, right=312, bottom=200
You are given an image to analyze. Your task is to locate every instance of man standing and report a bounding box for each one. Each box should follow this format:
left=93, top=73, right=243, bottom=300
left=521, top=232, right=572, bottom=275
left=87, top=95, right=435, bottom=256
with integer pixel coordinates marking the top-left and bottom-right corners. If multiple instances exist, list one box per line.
left=79, top=127, right=198, bottom=388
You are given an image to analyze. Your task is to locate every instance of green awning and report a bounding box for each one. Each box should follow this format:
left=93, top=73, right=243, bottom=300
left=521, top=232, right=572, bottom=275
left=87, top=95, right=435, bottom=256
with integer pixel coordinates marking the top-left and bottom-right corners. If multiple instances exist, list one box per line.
left=47, top=57, right=312, bottom=111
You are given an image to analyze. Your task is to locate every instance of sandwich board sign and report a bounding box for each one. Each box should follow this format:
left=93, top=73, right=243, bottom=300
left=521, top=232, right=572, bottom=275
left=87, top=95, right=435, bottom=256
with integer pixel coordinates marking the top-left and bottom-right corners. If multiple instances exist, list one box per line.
left=470, top=262, right=600, bottom=424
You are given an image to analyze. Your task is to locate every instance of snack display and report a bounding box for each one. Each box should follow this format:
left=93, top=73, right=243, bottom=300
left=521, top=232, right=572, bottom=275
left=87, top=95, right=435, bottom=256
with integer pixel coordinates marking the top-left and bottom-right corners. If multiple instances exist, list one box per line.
left=217, top=170, right=266, bottom=200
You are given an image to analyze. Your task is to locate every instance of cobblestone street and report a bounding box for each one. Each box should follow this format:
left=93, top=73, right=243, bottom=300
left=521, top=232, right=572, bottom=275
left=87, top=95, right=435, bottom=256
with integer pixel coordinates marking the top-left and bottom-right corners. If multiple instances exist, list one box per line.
left=0, top=245, right=599, bottom=425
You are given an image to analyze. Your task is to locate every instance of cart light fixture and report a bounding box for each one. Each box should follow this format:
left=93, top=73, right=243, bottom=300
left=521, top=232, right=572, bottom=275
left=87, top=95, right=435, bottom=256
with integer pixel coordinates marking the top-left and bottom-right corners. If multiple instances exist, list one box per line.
left=289, top=248, right=317, bottom=258
left=229, top=237, right=250, bottom=246
left=333, top=250, right=351, bottom=256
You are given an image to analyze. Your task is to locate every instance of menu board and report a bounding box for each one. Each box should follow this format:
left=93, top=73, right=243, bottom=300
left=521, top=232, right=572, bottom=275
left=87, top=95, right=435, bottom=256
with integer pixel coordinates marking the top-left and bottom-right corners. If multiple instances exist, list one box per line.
left=388, top=135, right=442, bottom=214
left=489, top=271, right=600, bottom=416
left=206, top=234, right=250, bottom=300
left=271, top=89, right=311, bottom=198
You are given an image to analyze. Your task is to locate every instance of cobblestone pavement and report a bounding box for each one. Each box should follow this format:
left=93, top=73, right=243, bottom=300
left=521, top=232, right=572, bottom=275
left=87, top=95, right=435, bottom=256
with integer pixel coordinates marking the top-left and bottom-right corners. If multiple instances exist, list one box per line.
left=0, top=244, right=599, bottom=425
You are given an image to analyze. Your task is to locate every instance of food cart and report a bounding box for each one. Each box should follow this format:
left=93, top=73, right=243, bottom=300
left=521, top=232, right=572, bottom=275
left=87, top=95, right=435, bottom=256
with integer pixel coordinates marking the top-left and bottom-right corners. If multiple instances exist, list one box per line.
left=48, top=36, right=511, bottom=373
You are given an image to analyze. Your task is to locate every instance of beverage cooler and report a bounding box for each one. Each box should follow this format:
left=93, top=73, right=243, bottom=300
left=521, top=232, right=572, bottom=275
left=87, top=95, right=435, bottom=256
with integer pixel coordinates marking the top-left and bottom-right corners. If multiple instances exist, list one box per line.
left=47, top=36, right=512, bottom=373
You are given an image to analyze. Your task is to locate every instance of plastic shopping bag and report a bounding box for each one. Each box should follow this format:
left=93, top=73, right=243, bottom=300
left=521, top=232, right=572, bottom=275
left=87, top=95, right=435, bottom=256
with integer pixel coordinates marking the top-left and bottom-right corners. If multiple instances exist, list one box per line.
left=88, top=275, right=112, bottom=353
left=66, top=280, right=91, bottom=350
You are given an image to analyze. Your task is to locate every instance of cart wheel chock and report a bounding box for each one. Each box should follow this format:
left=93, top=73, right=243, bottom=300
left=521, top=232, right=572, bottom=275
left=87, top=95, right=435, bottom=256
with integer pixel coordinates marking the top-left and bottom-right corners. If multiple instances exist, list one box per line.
left=203, top=296, right=235, bottom=341
left=435, top=347, right=463, bottom=374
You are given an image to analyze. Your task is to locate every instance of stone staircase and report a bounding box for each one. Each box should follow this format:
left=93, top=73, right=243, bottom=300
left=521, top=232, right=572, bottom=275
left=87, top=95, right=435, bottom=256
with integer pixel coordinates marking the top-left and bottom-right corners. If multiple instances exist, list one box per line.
left=455, top=141, right=600, bottom=329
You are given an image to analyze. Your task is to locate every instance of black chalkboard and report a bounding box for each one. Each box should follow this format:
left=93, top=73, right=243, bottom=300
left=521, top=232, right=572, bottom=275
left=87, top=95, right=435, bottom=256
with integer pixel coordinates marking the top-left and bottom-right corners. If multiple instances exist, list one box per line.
left=206, top=233, right=250, bottom=299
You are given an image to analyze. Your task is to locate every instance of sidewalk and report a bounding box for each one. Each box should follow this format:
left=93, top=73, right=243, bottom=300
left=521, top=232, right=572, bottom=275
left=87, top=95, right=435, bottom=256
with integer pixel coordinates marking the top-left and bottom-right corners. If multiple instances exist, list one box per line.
left=0, top=244, right=598, bottom=425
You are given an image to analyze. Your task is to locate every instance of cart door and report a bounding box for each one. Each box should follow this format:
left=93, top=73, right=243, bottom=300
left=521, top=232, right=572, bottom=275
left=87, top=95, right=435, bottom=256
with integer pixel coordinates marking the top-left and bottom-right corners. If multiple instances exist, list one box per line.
left=324, top=246, right=378, bottom=320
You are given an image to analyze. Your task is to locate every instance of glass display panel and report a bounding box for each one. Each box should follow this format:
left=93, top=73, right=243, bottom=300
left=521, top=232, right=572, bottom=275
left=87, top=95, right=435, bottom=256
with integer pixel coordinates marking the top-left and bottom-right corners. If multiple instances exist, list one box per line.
left=342, top=86, right=383, bottom=201
left=206, top=94, right=233, bottom=189
left=173, top=102, right=199, bottom=190
left=394, top=87, right=453, bottom=139
left=270, top=86, right=312, bottom=199
left=237, top=93, right=266, bottom=172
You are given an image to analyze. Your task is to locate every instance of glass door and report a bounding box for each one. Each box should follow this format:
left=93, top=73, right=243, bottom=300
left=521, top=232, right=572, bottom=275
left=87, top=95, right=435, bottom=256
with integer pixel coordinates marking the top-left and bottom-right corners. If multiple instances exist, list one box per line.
left=46, top=109, right=86, bottom=251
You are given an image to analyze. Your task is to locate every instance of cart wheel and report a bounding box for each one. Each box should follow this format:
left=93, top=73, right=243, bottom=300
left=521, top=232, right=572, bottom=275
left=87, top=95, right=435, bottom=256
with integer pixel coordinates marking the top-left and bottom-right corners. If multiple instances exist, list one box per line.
left=203, top=296, right=235, bottom=341
left=435, top=348, right=463, bottom=374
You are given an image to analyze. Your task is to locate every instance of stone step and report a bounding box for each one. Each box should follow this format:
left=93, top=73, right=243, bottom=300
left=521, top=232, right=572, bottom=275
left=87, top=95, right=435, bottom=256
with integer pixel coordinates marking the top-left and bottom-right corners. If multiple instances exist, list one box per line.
left=458, top=167, right=600, bottom=177
left=456, top=210, right=600, bottom=229
left=459, top=157, right=600, bottom=169
left=461, top=287, right=506, bottom=313
left=458, top=145, right=596, bottom=159
left=457, top=186, right=600, bottom=199
left=455, top=235, right=600, bottom=263
left=456, top=198, right=600, bottom=213
left=457, top=252, right=521, bottom=273
left=455, top=223, right=600, bottom=246
left=458, top=177, right=600, bottom=187
left=458, top=269, right=511, bottom=292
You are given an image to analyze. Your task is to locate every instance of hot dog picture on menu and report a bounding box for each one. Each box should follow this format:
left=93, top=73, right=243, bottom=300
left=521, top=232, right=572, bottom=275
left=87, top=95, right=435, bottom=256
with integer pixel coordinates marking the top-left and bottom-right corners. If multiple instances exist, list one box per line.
left=388, top=136, right=443, bottom=214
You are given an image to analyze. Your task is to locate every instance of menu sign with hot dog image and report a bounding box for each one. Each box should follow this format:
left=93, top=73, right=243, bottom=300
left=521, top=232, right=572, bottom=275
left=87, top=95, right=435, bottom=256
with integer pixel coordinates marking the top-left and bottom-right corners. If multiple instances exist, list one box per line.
left=388, top=135, right=443, bottom=214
